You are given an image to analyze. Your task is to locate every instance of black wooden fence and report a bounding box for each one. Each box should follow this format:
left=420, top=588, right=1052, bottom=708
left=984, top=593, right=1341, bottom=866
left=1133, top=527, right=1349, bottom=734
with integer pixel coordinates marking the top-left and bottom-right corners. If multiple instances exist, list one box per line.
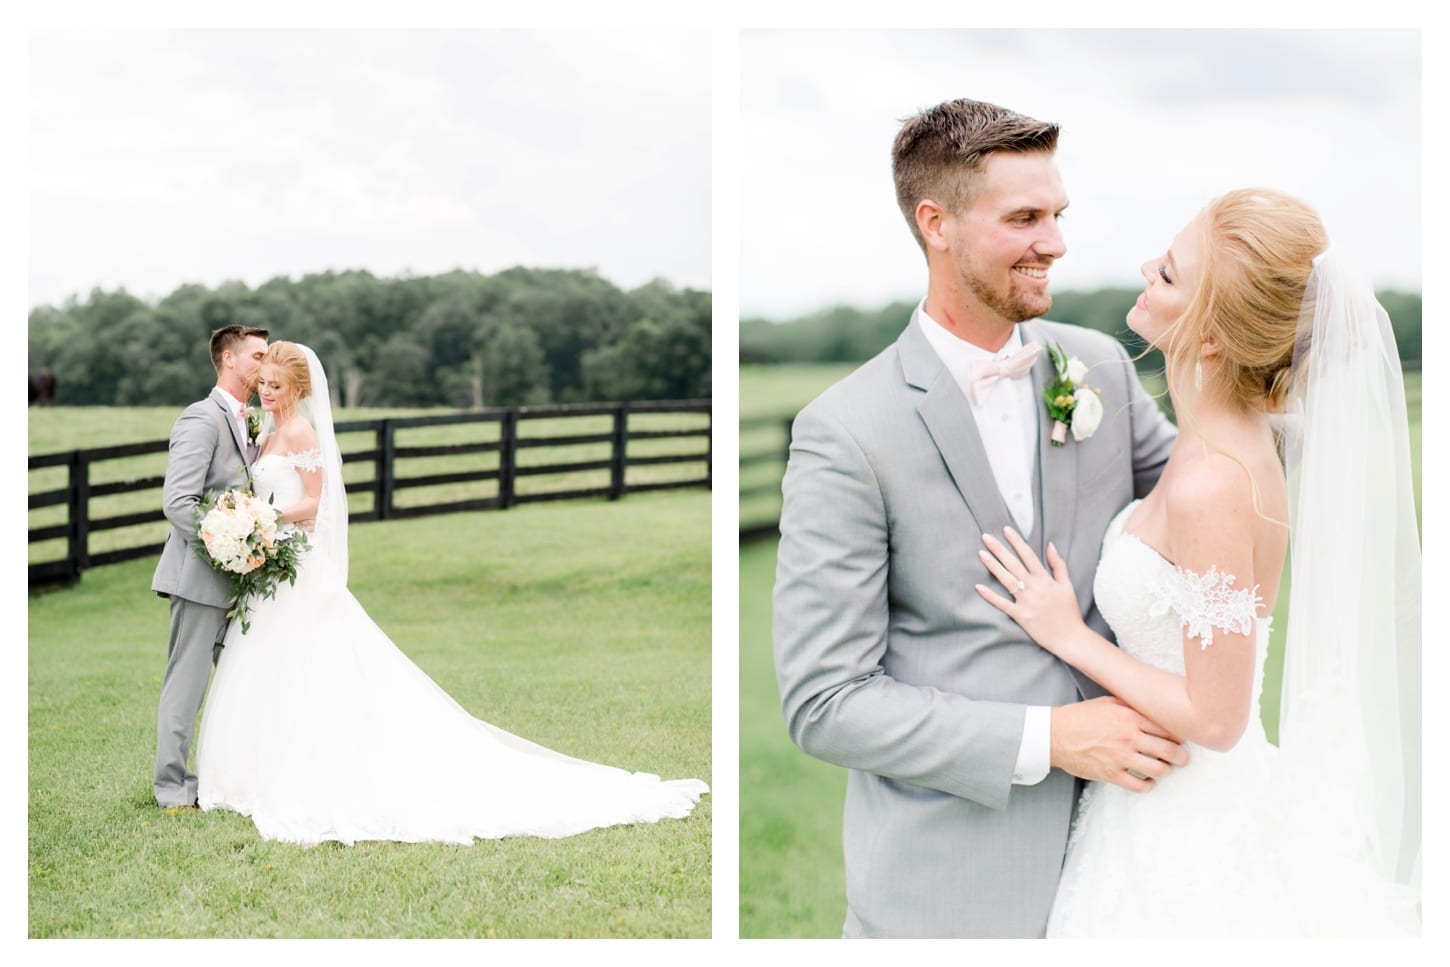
left=29, top=399, right=710, bottom=587
left=739, top=412, right=793, bottom=543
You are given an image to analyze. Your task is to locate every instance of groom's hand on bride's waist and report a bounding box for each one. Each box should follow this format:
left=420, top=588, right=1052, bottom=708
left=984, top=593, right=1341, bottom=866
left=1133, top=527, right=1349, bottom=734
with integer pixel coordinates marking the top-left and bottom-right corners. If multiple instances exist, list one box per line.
left=1048, top=696, right=1188, bottom=793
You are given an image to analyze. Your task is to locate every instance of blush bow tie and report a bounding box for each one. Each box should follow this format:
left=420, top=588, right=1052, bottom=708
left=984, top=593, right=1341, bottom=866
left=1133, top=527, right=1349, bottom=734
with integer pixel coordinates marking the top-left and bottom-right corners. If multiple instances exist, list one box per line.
left=968, top=341, right=1042, bottom=405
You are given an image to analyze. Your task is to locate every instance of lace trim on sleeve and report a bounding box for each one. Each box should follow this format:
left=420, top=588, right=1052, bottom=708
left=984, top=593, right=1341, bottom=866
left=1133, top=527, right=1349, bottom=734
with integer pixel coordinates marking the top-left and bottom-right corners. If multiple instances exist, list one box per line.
left=283, top=448, right=324, bottom=472
left=1149, top=565, right=1261, bottom=649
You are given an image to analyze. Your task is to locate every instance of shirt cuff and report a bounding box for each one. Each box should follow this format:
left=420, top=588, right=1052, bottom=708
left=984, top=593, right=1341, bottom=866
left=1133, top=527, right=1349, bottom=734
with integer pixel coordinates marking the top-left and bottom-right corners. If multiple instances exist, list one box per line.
left=1011, top=705, right=1051, bottom=785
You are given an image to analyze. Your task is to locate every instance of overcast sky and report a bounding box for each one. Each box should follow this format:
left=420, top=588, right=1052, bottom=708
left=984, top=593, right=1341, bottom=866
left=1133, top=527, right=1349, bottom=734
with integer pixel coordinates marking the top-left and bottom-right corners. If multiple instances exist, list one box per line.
left=740, top=29, right=1421, bottom=320
left=28, top=29, right=711, bottom=310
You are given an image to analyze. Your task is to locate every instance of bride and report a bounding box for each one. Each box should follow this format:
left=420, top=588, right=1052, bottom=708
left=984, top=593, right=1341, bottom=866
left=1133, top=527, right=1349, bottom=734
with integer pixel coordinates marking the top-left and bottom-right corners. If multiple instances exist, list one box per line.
left=976, top=189, right=1419, bottom=935
left=195, top=341, right=708, bottom=845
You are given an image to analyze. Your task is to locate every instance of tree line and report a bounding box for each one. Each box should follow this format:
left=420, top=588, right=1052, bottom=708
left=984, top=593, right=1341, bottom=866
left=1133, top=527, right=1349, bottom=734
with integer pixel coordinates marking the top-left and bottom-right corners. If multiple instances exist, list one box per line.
left=741, top=288, right=1422, bottom=371
left=28, top=266, right=711, bottom=408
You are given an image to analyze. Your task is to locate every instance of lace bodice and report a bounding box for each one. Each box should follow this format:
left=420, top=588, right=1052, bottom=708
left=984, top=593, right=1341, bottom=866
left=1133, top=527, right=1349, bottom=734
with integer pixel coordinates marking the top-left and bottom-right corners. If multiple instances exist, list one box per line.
left=1093, top=501, right=1270, bottom=699
left=1048, top=501, right=1419, bottom=938
left=252, top=450, right=321, bottom=515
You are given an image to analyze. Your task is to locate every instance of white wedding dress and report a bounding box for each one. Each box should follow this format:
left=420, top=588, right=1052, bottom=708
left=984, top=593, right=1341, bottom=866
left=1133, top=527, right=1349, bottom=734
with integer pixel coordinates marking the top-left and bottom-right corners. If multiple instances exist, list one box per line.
left=195, top=448, right=708, bottom=845
left=1046, top=501, right=1417, bottom=936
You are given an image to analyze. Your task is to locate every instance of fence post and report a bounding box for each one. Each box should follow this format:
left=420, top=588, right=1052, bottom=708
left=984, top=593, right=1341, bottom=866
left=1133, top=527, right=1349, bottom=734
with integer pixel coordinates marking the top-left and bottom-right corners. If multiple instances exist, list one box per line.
left=377, top=420, right=395, bottom=520
left=498, top=410, right=516, bottom=509
left=705, top=406, right=712, bottom=490
left=67, top=450, right=90, bottom=578
left=609, top=404, right=627, bottom=500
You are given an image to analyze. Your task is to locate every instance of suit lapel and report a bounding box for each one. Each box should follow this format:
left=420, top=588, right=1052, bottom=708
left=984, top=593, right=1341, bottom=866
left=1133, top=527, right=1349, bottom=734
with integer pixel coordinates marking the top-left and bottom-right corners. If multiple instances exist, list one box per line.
left=209, top=388, right=253, bottom=484
left=1021, top=321, right=1077, bottom=563
left=1020, top=321, right=1100, bottom=699
left=900, top=321, right=1016, bottom=538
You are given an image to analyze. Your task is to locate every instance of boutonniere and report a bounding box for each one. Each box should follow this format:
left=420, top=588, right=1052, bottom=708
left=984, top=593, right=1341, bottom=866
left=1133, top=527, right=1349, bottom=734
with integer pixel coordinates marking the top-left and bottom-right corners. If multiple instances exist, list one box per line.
left=1043, top=343, right=1104, bottom=446
left=244, top=406, right=262, bottom=445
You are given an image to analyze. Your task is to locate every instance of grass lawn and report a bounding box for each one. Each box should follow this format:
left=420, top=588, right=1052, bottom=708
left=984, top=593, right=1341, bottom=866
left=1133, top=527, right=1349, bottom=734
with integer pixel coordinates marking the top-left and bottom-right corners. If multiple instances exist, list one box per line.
left=29, top=490, right=711, bottom=938
left=738, top=366, right=1422, bottom=937
left=738, top=538, right=845, bottom=939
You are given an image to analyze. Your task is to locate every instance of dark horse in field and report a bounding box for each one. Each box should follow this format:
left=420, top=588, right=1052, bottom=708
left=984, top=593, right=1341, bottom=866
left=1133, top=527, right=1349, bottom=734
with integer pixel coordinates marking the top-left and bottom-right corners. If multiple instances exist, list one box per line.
left=30, top=368, right=57, bottom=405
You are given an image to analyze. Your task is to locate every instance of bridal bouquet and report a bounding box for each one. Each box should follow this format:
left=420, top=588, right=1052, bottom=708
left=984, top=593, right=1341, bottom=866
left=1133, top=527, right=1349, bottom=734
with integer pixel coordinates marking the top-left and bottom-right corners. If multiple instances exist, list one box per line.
left=195, top=488, right=309, bottom=633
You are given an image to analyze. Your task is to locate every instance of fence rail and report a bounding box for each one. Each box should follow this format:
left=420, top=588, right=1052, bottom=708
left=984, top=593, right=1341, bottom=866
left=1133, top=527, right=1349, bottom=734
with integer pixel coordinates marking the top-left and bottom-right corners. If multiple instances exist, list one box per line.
left=739, top=413, right=794, bottom=543
left=29, top=399, right=710, bottom=587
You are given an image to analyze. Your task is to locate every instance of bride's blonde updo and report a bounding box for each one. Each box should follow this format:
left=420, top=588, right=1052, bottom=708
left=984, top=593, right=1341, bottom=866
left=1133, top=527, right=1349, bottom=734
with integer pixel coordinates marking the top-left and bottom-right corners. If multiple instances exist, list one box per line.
left=1174, top=188, right=1328, bottom=411
left=261, top=341, right=313, bottom=402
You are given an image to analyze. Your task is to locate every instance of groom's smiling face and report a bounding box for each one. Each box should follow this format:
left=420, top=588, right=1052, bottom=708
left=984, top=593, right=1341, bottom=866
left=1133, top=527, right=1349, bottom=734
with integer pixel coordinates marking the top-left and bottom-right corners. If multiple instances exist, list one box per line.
left=940, top=151, right=1068, bottom=327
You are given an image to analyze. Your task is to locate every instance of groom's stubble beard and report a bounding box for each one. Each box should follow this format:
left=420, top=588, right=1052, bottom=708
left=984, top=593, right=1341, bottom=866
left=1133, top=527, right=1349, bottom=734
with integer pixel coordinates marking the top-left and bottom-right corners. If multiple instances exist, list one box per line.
left=240, top=356, right=266, bottom=400
left=949, top=238, right=1055, bottom=327
left=964, top=268, right=1053, bottom=325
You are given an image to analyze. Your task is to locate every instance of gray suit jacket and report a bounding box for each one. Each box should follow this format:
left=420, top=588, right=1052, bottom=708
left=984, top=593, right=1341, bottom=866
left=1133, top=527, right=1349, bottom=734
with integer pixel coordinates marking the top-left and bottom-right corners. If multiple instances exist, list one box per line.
left=151, top=388, right=255, bottom=609
left=772, top=317, right=1175, bottom=938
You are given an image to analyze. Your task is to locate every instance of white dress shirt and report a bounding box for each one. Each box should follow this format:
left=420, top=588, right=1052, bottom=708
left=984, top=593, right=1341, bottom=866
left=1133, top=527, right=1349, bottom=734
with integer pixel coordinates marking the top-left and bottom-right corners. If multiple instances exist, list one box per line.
left=217, top=386, right=249, bottom=444
left=914, top=303, right=1051, bottom=786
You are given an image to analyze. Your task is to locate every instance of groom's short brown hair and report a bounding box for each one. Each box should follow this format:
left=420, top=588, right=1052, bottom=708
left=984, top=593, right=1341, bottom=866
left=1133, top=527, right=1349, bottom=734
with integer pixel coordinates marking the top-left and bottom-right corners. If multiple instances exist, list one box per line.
left=892, top=98, right=1060, bottom=251
left=209, top=325, right=270, bottom=372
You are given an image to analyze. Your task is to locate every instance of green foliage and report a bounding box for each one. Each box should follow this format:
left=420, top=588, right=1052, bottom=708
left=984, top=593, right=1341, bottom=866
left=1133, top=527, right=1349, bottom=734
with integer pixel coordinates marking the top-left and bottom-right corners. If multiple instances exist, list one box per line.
left=1378, top=290, right=1422, bottom=361
left=740, top=300, right=918, bottom=365
left=28, top=268, right=711, bottom=408
left=740, top=289, right=1422, bottom=371
left=481, top=323, right=551, bottom=406
left=584, top=285, right=711, bottom=401
left=30, top=492, right=711, bottom=937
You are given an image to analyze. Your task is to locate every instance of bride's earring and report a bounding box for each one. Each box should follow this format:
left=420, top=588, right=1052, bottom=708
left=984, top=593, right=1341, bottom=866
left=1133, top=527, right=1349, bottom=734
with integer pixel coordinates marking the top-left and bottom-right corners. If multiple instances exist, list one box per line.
left=1193, top=359, right=1203, bottom=391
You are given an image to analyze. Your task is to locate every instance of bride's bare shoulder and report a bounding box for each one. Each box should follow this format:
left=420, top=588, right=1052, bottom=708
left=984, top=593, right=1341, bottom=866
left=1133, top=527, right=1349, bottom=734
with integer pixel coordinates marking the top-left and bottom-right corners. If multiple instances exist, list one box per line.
left=1162, top=451, right=1257, bottom=531
left=275, top=418, right=320, bottom=454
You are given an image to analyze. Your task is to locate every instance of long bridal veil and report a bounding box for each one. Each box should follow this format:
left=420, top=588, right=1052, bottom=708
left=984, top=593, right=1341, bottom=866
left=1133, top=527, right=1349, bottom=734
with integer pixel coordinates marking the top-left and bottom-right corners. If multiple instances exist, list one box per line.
left=253, top=344, right=347, bottom=586
left=1276, top=246, right=1421, bottom=898
left=294, top=345, right=348, bottom=588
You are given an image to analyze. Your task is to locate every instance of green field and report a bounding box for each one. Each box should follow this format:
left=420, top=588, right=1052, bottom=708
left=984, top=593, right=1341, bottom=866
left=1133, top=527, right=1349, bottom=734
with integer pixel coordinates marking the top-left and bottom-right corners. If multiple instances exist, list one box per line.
left=29, top=469, right=710, bottom=936
left=738, top=365, right=1423, bottom=938
left=739, top=365, right=856, bottom=533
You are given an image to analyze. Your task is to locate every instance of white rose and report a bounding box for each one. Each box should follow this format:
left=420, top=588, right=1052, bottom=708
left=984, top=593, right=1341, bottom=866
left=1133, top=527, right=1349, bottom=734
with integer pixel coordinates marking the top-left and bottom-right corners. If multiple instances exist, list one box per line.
left=200, top=508, right=229, bottom=536
left=1071, top=386, right=1104, bottom=441
left=202, top=511, right=240, bottom=548
left=1066, top=356, right=1089, bottom=384
left=242, top=497, right=273, bottom=534
left=215, top=507, right=247, bottom=539
left=209, top=536, right=243, bottom=567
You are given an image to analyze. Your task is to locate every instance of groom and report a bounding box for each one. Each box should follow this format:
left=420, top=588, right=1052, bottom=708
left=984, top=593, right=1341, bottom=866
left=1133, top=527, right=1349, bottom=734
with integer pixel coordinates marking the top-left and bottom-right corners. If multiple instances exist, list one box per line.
left=772, top=99, right=1182, bottom=937
left=151, top=324, right=269, bottom=809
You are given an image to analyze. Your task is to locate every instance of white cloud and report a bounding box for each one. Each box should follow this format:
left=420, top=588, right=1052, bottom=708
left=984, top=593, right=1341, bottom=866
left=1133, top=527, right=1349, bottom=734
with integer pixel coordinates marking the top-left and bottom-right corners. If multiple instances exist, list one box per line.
left=28, top=29, right=712, bottom=307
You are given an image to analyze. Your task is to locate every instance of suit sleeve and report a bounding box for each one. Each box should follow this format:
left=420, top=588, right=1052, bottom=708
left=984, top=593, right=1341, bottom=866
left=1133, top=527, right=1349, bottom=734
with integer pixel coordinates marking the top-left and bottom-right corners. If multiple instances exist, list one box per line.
left=772, top=403, right=1024, bottom=810
left=161, top=406, right=221, bottom=538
